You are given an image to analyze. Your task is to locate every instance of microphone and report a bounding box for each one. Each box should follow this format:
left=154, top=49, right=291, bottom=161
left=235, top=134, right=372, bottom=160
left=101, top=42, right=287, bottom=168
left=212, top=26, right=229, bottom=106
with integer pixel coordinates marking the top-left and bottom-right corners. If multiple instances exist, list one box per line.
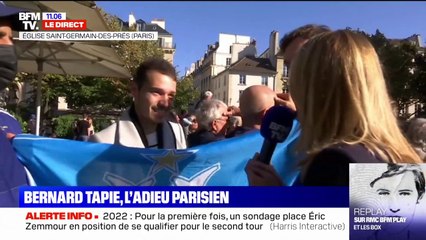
left=182, top=118, right=193, bottom=127
left=258, top=106, right=296, bottom=164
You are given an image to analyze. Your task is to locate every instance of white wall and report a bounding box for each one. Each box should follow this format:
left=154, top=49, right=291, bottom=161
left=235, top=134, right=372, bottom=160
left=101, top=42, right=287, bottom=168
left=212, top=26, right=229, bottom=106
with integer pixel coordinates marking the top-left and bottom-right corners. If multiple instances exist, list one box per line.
left=160, top=36, right=173, bottom=48
left=193, top=33, right=254, bottom=93
left=151, top=19, right=165, bottom=30
left=57, top=97, right=69, bottom=110
left=215, top=52, right=231, bottom=67
left=217, top=33, right=250, bottom=54
left=227, top=73, right=274, bottom=106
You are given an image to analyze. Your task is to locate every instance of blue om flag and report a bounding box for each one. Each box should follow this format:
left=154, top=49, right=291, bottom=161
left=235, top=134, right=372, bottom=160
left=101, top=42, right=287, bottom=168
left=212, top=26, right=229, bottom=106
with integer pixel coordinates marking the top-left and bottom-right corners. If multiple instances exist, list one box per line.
left=12, top=121, right=302, bottom=186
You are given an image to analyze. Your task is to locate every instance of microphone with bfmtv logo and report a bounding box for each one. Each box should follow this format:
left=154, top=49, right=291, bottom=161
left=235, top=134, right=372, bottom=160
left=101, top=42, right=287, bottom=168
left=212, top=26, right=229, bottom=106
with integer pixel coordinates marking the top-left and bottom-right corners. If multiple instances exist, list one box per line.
left=258, top=106, right=296, bottom=164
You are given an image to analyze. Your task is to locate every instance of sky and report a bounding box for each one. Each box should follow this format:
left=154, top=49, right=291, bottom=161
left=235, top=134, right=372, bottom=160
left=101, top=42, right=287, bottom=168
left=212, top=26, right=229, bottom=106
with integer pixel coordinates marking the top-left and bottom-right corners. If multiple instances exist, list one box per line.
left=96, top=1, right=426, bottom=77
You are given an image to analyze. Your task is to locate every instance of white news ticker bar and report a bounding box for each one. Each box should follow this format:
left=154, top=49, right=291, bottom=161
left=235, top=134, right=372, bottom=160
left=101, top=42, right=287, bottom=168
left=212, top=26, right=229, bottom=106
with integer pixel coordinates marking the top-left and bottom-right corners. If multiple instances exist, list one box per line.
left=0, top=208, right=349, bottom=239
left=18, top=31, right=158, bottom=41
left=42, top=12, right=67, bottom=20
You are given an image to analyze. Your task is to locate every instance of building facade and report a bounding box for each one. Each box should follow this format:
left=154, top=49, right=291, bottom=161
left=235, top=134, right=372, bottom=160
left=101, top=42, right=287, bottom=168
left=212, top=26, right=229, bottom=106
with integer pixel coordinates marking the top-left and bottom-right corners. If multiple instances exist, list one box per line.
left=212, top=57, right=276, bottom=106
left=120, top=13, right=176, bottom=64
left=188, top=32, right=283, bottom=107
left=189, top=33, right=253, bottom=93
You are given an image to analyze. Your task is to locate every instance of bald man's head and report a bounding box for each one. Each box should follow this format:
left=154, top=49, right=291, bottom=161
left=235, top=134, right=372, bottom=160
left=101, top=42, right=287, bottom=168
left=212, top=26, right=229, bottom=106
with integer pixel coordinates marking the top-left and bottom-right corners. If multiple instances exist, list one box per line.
left=239, top=85, right=276, bottom=129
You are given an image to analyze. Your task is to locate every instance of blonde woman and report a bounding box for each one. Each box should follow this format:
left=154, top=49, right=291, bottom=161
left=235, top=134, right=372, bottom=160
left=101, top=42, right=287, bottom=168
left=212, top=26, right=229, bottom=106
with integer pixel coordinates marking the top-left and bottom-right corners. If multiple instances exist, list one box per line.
left=246, top=30, right=422, bottom=186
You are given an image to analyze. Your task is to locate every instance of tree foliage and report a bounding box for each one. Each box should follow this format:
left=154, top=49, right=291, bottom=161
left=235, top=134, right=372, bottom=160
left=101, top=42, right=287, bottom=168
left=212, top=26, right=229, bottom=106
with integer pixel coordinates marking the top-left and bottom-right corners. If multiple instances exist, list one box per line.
left=412, top=53, right=426, bottom=106
left=173, top=75, right=199, bottom=114
left=352, top=29, right=426, bottom=118
left=101, top=9, right=164, bottom=76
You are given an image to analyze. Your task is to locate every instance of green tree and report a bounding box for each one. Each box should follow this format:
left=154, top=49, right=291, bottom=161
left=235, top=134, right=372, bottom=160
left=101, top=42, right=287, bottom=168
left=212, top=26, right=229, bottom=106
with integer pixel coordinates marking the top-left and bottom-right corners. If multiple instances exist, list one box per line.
left=369, top=29, right=389, bottom=54
left=173, top=75, right=199, bottom=114
left=18, top=73, right=131, bottom=118
left=101, top=9, right=164, bottom=76
left=371, top=31, right=419, bottom=115
left=382, top=43, right=417, bottom=108
left=351, top=29, right=425, bottom=118
left=412, top=53, right=426, bottom=116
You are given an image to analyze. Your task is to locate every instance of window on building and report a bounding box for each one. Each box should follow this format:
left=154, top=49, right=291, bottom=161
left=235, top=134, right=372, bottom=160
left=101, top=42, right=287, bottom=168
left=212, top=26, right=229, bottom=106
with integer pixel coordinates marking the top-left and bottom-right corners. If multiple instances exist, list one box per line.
left=261, top=76, right=268, bottom=86
left=283, top=65, right=289, bottom=77
left=226, top=58, right=231, bottom=66
left=223, top=76, right=226, bottom=87
left=158, top=37, right=164, bottom=48
left=229, top=46, right=232, bottom=53
left=239, top=75, right=246, bottom=85
left=223, top=91, right=226, bottom=102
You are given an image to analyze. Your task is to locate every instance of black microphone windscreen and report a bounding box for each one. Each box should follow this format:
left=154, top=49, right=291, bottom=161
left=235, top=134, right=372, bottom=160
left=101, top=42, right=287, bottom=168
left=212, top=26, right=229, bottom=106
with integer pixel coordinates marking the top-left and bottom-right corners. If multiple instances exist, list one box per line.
left=260, top=106, right=295, bottom=143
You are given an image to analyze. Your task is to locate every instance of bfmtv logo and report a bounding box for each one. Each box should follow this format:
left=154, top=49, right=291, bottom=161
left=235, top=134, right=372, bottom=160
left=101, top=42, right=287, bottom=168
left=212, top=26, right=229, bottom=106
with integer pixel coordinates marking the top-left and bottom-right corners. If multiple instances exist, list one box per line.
left=268, top=122, right=289, bottom=141
left=18, top=12, right=41, bottom=30
left=18, top=12, right=68, bottom=31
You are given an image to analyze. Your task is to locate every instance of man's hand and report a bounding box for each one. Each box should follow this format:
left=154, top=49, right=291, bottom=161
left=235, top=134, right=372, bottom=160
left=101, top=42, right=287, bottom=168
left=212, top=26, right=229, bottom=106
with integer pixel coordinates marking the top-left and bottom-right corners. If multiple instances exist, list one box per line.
left=6, top=133, right=16, bottom=140
left=275, top=93, right=296, bottom=112
left=245, top=153, right=284, bottom=186
left=227, top=106, right=241, bottom=116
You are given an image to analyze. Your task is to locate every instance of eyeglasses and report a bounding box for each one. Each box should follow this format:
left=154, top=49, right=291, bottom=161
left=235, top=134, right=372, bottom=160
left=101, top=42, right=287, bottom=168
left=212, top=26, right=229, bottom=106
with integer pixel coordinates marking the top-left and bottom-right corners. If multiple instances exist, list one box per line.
left=215, top=114, right=229, bottom=122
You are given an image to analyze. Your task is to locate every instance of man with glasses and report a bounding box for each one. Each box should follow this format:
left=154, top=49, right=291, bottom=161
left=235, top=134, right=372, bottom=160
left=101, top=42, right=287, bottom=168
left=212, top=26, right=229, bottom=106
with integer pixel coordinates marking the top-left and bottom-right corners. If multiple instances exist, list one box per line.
left=187, top=99, right=229, bottom=147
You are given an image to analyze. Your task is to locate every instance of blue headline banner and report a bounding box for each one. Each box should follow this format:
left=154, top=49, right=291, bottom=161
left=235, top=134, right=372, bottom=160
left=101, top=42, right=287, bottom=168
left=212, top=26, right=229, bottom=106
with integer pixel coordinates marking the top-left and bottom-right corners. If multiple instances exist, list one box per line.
left=20, top=186, right=349, bottom=208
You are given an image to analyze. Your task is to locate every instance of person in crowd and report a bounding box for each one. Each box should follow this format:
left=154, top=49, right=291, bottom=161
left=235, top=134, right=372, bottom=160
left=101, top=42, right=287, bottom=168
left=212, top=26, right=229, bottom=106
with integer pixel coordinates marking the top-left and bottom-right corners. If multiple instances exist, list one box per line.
left=181, top=113, right=197, bottom=137
left=274, top=24, right=332, bottom=112
left=187, top=99, right=229, bottom=147
left=187, top=115, right=199, bottom=134
left=28, top=114, right=36, bottom=134
left=242, top=25, right=331, bottom=184
left=225, top=115, right=242, bottom=138
left=227, top=105, right=241, bottom=117
left=228, top=85, right=276, bottom=138
left=369, top=163, right=425, bottom=240
left=72, top=117, right=79, bottom=140
left=168, top=110, right=180, bottom=124
left=194, top=90, right=213, bottom=110
left=405, top=118, right=426, bottom=162
left=76, top=114, right=90, bottom=141
left=246, top=30, right=423, bottom=186
left=87, top=116, right=95, bottom=137
left=0, top=2, right=31, bottom=206
left=89, top=58, right=186, bottom=149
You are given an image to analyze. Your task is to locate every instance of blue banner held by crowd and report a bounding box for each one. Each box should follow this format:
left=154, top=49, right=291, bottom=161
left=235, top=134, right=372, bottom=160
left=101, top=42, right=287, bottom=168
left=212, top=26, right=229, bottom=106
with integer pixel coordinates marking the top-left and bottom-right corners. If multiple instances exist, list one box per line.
left=12, top=120, right=301, bottom=186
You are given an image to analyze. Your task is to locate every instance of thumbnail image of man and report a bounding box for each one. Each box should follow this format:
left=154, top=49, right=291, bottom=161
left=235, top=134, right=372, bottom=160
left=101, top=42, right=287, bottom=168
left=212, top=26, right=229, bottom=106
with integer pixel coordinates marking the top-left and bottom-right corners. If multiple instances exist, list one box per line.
left=350, top=164, right=426, bottom=240
left=369, top=164, right=425, bottom=240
